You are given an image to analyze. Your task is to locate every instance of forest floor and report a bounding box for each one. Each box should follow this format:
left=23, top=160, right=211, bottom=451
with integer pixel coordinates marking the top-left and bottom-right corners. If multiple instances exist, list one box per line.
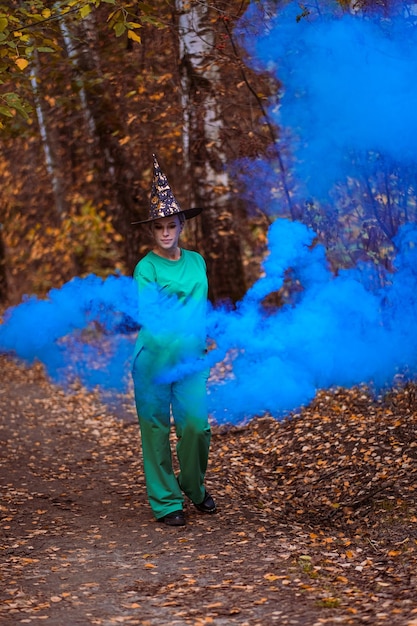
left=0, top=353, right=416, bottom=626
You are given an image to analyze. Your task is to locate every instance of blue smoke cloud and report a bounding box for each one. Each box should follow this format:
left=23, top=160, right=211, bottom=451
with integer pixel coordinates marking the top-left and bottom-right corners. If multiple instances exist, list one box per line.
left=0, top=274, right=138, bottom=390
left=1, top=218, right=417, bottom=423
left=2, top=0, right=417, bottom=425
left=237, top=0, right=417, bottom=200
left=206, top=219, right=417, bottom=423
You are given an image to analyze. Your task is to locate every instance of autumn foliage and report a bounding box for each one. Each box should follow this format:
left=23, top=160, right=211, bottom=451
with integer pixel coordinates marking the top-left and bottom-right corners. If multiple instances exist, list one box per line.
left=0, top=0, right=274, bottom=304
left=1, top=355, right=416, bottom=624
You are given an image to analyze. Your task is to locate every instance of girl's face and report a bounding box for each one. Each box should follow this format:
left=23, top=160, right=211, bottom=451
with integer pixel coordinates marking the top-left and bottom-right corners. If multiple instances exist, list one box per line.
left=152, top=214, right=183, bottom=254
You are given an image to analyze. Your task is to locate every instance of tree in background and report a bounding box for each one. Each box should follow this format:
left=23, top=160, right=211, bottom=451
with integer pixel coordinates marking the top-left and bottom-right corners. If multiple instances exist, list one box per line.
left=0, top=0, right=275, bottom=305
left=176, top=0, right=247, bottom=302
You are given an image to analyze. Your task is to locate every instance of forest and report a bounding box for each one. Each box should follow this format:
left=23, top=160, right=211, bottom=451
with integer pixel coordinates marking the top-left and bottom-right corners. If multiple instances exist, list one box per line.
left=1, top=3, right=417, bottom=624
left=1, top=0, right=416, bottom=309
left=0, top=0, right=276, bottom=306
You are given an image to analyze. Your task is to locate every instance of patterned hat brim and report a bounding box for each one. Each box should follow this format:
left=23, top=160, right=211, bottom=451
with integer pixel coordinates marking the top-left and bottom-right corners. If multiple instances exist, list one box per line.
left=131, top=207, right=203, bottom=225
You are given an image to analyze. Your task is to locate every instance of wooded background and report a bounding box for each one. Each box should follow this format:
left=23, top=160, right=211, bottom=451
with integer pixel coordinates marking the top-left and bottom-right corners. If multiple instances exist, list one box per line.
left=0, top=0, right=413, bottom=307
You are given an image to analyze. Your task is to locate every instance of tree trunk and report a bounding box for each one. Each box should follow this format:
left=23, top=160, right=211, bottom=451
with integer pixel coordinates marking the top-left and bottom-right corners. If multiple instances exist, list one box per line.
left=175, top=0, right=247, bottom=303
left=63, top=13, right=144, bottom=274
left=58, top=9, right=97, bottom=141
left=30, top=50, right=67, bottom=217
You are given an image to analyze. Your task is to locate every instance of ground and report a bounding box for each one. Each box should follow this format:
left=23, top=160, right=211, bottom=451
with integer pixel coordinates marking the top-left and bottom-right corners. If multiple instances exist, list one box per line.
left=1, top=354, right=416, bottom=626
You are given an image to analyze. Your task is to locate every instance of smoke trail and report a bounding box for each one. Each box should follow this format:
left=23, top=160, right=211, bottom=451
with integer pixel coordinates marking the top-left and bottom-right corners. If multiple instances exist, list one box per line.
left=1, top=218, right=417, bottom=423
left=2, top=0, right=417, bottom=425
left=0, top=274, right=138, bottom=390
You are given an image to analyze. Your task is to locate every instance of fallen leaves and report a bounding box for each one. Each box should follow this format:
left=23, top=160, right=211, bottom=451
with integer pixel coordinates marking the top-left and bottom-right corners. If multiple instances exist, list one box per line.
left=0, top=355, right=416, bottom=625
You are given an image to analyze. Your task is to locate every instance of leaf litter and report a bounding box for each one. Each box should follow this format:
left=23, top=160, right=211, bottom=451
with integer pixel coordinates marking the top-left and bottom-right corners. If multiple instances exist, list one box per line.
left=0, top=354, right=416, bottom=625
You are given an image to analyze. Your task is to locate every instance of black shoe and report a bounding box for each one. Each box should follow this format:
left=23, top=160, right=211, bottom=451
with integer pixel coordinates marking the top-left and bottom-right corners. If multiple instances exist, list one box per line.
left=194, top=491, right=216, bottom=514
left=158, top=510, right=186, bottom=526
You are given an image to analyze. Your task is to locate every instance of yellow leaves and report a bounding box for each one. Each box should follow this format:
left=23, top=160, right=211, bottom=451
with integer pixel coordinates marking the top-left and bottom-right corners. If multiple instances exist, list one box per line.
left=108, top=9, right=143, bottom=41
left=20, top=201, right=126, bottom=290
left=0, top=16, right=8, bottom=32
left=15, top=57, right=29, bottom=70
left=127, top=29, right=141, bottom=43
left=80, top=4, right=92, bottom=19
left=14, top=31, right=31, bottom=44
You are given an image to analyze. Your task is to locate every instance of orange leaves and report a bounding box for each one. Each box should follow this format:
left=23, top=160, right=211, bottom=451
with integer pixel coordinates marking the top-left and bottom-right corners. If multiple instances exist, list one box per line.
left=13, top=557, right=40, bottom=565
left=210, top=383, right=417, bottom=619
left=1, top=355, right=417, bottom=625
left=388, top=550, right=402, bottom=557
left=4, top=201, right=126, bottom=295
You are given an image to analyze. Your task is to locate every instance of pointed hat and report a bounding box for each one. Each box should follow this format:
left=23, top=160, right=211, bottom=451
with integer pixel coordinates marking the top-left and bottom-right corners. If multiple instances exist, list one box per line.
left=132, top=154, right=203, bottom=224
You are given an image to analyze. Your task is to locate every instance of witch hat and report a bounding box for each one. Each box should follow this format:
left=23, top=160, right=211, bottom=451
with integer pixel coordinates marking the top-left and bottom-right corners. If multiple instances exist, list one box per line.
left=132, top=154, right=203, bottom=224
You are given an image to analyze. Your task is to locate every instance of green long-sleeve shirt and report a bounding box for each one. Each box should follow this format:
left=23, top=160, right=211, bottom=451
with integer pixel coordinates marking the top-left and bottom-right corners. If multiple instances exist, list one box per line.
left=132, top=249, right=208, bottom=375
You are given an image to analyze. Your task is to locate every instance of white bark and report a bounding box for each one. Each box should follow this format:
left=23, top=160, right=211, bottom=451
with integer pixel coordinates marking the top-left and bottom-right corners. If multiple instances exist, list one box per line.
left=175, top=1, right=247, bottom=302
left=176, top=0, right=229, bottom=207
left=57, top=6, right=97, bottom=137
left=30, top=51, right=66, bottom=216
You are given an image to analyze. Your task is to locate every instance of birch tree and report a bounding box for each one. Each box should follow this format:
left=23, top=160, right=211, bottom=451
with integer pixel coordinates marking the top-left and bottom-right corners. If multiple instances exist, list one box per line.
left=30, top=51, right=67, bottom=216
left=57, top=11, right=144, bottom=271
left=175, top=0, right=246, bottom=302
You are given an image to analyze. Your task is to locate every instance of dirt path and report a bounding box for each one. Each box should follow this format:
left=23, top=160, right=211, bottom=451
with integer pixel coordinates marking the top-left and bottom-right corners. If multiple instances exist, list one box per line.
left=1, top=356, right=416, bottom=625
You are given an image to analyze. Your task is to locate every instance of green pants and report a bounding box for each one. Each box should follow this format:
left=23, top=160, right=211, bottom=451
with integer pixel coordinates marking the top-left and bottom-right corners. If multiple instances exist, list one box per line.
left=132, top=351, right=211, bottom=520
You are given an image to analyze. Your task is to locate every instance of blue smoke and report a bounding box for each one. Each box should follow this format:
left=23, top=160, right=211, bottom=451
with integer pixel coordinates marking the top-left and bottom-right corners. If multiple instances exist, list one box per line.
left=0, top=274, right=138, bottom=390
left=236, top=0, right=417, bottom=201
left=2, top=0, right=417, bottom=424
left=1, top=219, right=417, bottom=423
left=206, top=219, right=417, bottom=423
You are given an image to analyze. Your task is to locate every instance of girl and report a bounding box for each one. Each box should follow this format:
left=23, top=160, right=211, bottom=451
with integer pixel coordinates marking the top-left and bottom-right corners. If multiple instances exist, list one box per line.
left=131, top=155, right=216, bottom=526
